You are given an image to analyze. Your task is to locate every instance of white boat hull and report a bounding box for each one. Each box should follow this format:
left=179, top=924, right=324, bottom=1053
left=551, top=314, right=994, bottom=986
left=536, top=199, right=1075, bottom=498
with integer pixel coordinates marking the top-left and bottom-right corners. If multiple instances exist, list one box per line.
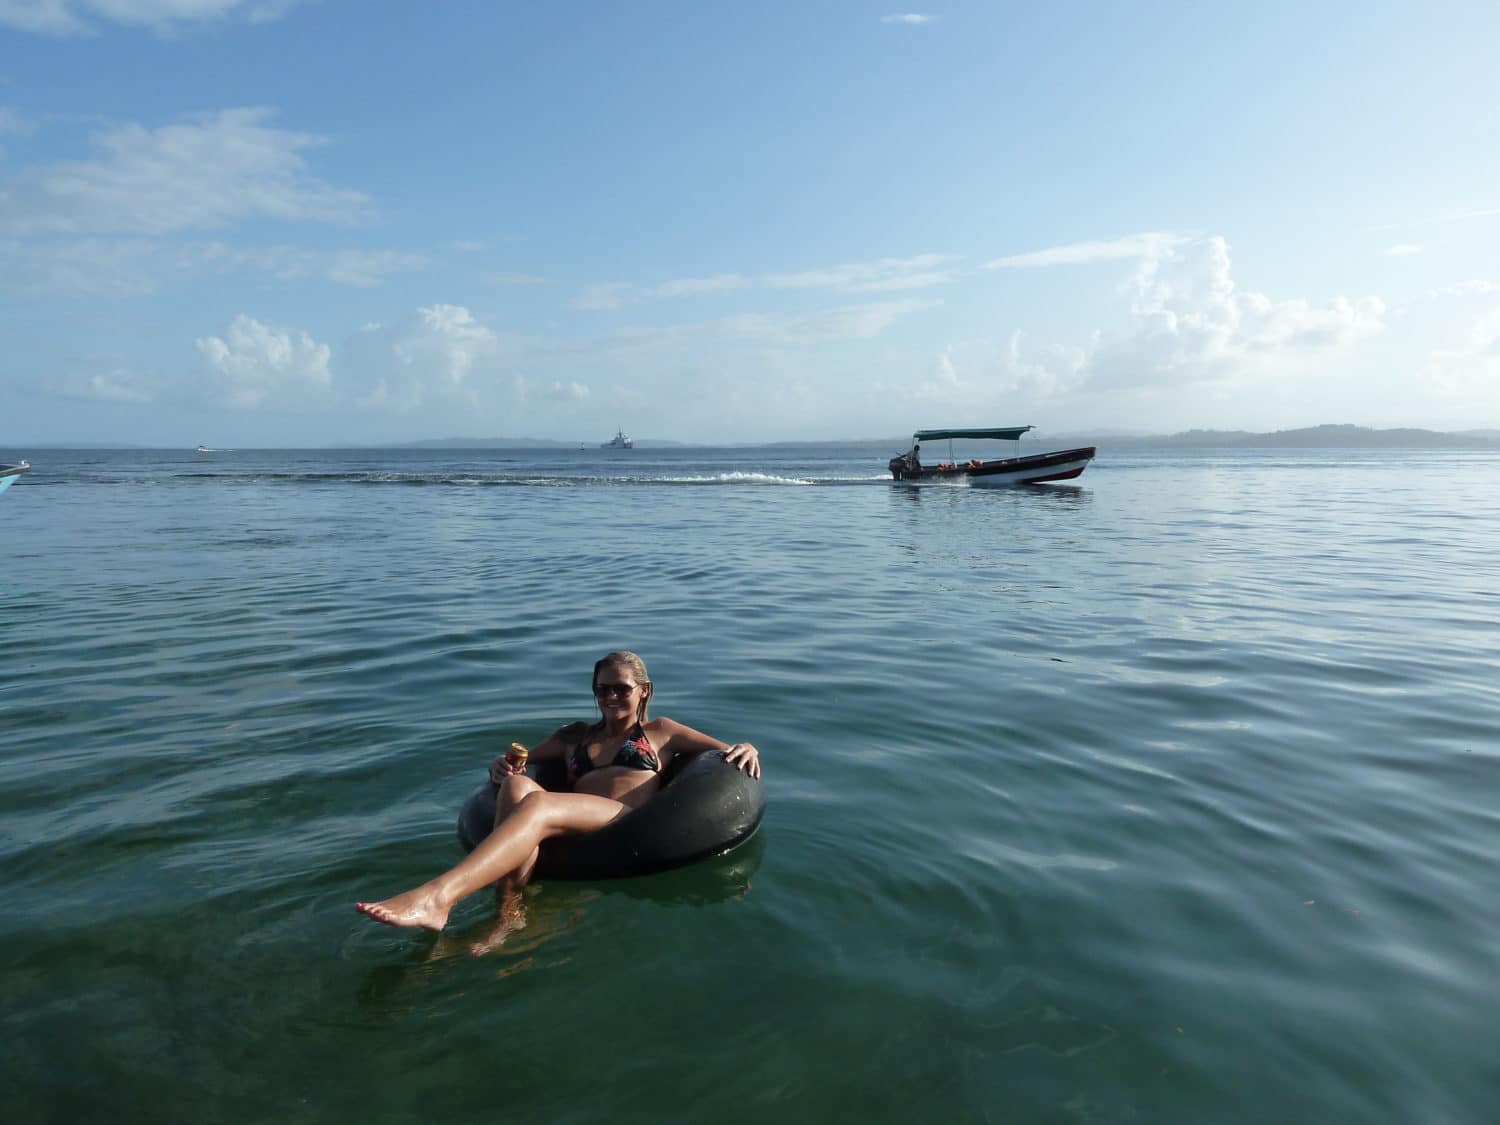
left=964, top=454, right=1093, bottom=487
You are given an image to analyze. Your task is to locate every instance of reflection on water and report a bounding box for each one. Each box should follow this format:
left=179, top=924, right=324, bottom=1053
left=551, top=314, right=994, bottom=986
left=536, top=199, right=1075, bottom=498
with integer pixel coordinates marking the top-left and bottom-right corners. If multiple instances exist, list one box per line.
left=356, top=833, right=764, bottom=999
left=887, top=480, right=1092, bottom=506
left=607, top=833, right=765, bottom=906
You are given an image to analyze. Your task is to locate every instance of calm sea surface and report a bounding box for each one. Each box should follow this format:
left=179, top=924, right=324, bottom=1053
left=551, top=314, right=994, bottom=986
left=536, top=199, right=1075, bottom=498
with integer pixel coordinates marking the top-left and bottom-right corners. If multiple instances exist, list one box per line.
left=2, top=444, right=1497, bottom=1123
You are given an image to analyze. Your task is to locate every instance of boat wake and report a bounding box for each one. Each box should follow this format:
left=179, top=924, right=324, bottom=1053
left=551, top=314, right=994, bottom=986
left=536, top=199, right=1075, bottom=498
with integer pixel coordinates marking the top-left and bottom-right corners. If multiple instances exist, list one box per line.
left=65, top=468, right=895, bottom=488
left=660, top=471, right=814, bottom=486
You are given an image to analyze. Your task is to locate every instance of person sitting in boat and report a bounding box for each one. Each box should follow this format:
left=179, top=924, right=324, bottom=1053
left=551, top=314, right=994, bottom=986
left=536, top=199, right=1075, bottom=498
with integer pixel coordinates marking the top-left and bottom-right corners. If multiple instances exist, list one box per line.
left=355, top=650, right=761, bottom=931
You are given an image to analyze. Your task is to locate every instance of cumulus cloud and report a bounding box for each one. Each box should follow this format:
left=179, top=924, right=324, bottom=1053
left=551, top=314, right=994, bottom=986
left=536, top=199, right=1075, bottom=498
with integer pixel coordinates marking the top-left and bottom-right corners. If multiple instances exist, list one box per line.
left=1001, top=331, right=1088, bottom=397
left=49, top=366, right=158, bottom=403
left=995, top=235, right=1386, bottom=395
left=0, top=0, right=307, bottom=36
left=0, top=108, right=369, bottom=236
left=1422, top=300, right=1500, bottom=400
left=344, top=304, right=500, bottom=411
left=196, top=314, right=332, bottom=408
left=889, top=346, right=963, bottom=401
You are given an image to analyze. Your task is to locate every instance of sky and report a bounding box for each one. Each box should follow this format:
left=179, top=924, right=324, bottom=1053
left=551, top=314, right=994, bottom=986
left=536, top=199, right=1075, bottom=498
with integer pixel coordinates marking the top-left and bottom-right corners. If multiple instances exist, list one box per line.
left=2, top=0, right=1499, bottom=447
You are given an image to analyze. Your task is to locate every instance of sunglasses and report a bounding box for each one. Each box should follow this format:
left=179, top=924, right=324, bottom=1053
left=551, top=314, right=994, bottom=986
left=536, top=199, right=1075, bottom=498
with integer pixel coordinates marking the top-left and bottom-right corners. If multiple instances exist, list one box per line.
left=594, top=682, right=640, bottom=699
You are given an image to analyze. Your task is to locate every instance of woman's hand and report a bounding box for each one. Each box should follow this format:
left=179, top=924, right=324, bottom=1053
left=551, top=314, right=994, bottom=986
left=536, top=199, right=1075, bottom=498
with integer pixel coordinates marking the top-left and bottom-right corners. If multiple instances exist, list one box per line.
left=488, top=754, right=526, bottom=785
left=721, top=742, right=761, bottom=779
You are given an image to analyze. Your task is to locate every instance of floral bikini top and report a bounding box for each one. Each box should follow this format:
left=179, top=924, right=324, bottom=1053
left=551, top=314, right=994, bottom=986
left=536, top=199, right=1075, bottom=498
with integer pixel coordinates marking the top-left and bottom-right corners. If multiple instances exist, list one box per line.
left=567, top=722, right=661, bottom=784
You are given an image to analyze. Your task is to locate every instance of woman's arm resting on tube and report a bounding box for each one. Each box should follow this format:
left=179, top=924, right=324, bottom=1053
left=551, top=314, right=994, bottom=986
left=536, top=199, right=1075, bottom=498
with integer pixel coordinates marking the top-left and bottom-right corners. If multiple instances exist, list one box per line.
left=654, top=717, right=761, bottom=778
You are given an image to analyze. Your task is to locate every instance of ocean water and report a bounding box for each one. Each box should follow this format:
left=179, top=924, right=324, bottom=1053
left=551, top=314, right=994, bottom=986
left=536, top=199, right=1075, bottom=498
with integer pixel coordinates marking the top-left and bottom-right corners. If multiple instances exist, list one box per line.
left=2, top=444, right=1497, bottom=1123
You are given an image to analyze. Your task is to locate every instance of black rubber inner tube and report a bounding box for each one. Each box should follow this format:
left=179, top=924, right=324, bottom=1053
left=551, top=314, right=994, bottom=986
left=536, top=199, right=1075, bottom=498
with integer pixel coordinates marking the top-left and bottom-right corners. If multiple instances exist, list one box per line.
left=456, top=750, right=766, bottom=880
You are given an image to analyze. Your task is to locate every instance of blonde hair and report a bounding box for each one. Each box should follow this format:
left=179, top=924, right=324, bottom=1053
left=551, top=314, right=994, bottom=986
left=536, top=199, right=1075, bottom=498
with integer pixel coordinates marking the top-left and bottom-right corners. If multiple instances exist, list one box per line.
left=593, top=650, right=653, bottom=723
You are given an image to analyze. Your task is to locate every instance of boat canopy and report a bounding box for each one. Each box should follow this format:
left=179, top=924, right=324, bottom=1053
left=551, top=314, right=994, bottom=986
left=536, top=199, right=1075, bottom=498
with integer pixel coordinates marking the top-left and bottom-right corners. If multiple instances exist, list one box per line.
left=913, top=427, right=1033, bottom=442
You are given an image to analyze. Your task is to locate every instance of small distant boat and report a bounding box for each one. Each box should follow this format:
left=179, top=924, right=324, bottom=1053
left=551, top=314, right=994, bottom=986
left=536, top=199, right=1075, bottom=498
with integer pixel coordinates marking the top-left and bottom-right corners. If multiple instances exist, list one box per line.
left=601, top=428, right=634, bottom=449
left=888, top=427, right=1095, bottom=487
left=195, top=444, right=211, bottom=453
left=0, top=460, right=29, bottom=497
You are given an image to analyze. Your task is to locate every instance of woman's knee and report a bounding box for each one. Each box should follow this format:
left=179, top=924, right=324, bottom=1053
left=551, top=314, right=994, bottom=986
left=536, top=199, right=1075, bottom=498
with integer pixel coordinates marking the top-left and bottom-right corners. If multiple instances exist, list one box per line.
left=499, top=775, right=541, bottom=804
left=513, top=789, right=551, bottom=814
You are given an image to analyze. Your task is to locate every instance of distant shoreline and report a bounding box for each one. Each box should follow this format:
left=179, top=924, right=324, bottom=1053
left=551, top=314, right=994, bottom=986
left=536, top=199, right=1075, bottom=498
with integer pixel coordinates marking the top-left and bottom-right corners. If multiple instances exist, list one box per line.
left=9, top=424, right=1500, bottom=451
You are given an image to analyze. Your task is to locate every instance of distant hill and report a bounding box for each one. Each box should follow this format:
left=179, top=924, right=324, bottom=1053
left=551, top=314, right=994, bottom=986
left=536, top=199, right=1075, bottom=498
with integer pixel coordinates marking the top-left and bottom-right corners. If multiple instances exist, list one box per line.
left=1049, top=425, right=1500, bottom=449
left=371, top=437, right=688, bottom=449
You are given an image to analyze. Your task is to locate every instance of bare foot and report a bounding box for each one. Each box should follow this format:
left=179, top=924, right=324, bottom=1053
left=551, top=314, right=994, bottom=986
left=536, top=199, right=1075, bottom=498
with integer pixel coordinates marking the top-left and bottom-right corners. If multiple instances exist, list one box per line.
left=355, top=884, right=452, bottom=931
left=466, top=884, right=529, bottom=956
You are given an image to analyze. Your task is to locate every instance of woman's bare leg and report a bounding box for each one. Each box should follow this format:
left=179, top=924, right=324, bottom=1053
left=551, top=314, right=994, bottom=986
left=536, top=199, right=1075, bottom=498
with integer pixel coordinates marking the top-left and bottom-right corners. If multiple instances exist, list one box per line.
left=355, top=791, right=628, bottom=931
left=494, top=775, right=543, bottom=891
left=465, top=776, right=544, bottom=955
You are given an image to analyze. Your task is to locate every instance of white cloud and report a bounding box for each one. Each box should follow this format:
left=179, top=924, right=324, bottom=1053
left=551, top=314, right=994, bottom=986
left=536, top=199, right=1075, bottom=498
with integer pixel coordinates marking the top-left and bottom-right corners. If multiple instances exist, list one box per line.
left=0, top=237, right=169, bottom=294
left=576, top=274, right=748, bottom=309
left=49, top=366, right=157, bottom=403
left=578, top=256, right=955, bottom=310
left=765, top=254, right=957, bottom=292
left=0, top=0, right=307, bottom=36
left=983, top=232, right=1184, bottom=269
left=0, top=238, right=424, bottom=294
left=575, top=282, right=632, bottom=310
left=881, top=13, right=931, bottom=25
left=1422, top=300, right=1500, bottom=401
left=655, top=274, right=747, bottom=297
left=1001, top=331, right=1087, bottom=397
left=1385, top=243, right=1425, bottom=256
left=196, top=314, right=332, bottom=408
left=699, top=299, right=932, bottom=346
left=518, top=378, right=590, bottom=402
left=1422, top=280, right=1500, bottom=300
left=483, top=271, right=550, bottom=286
left=888, top=346, right=963, bottom=402
left=344, top=304, right=499, bottom=412
left=993, top=235, right=1385, bottom=396
left=218, top=245, right=428, bottom=286
left=1436, top=205, right=1500, bottom=224
left=0, top=108, right=369, bottom=236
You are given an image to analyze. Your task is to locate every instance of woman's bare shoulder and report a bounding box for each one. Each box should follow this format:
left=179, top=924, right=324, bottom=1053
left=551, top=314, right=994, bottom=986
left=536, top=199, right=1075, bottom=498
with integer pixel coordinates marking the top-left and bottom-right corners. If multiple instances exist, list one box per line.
left=646, top=716, right=721, bottom=751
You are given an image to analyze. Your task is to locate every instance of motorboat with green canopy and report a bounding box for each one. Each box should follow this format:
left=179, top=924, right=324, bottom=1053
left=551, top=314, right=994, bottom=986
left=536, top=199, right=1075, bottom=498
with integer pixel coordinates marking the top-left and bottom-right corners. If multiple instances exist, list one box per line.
left=888, top=427, right=1094, bottom=486
left=0, top=461, right=28, bottom=498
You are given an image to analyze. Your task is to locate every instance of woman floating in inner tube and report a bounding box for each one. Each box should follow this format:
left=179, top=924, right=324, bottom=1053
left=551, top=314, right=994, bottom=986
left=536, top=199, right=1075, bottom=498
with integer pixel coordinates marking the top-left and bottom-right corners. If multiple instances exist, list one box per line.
left=356, top=651, right=761, bottom=931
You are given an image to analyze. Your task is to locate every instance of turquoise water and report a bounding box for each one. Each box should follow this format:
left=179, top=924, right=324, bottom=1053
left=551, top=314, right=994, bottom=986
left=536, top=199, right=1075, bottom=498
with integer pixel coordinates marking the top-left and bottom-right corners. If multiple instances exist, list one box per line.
left=2, top=445, right=1497, bottom=1123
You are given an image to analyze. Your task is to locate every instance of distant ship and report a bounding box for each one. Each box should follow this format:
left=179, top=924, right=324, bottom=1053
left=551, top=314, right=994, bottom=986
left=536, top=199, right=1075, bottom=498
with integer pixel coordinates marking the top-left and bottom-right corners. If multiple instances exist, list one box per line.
left=601, top=428, right=634, bottom=449
left=195, top=444, right=211, bottom=453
